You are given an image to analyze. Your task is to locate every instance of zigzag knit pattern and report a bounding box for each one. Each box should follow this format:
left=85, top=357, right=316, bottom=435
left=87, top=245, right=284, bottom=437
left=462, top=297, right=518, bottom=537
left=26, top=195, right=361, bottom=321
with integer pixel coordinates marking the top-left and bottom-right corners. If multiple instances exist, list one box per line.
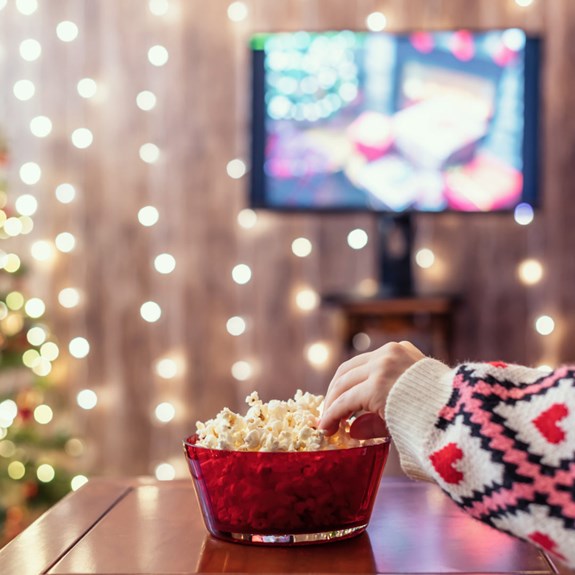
left=427, top=362, right=575, bottom=565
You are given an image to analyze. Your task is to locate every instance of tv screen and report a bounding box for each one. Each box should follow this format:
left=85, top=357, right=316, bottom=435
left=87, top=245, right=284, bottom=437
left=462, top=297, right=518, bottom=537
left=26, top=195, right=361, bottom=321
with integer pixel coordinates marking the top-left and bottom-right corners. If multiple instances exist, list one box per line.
left=250, top=30, right=541, bottom=213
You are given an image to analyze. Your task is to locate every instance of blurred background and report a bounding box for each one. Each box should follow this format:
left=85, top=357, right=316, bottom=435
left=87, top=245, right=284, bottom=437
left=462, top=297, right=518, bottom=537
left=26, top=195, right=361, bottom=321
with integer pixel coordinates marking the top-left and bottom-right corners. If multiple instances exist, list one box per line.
left=0, top=0, right=573, bottom=543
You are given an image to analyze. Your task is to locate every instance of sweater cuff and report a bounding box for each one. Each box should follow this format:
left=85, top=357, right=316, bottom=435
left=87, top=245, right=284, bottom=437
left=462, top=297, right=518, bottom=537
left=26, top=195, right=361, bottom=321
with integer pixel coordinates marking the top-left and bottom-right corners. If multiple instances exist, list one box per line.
left=385, top=358, right=455, bottom=482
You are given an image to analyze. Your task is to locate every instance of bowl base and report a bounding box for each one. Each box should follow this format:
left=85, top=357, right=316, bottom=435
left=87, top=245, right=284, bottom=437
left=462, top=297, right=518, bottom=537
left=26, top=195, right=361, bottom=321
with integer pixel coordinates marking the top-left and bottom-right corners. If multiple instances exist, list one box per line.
left=211, top=524, right=368, bottom=545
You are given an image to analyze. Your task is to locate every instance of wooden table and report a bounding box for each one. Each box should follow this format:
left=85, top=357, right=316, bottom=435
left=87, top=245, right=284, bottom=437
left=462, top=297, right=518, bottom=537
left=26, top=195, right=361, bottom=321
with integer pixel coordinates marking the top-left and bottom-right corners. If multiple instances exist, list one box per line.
left=0, top=477, right=568, bottom=575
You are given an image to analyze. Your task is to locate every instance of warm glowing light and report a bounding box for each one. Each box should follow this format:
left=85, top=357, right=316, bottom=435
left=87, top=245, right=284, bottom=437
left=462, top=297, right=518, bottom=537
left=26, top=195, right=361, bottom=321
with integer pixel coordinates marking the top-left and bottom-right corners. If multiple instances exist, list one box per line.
left=306, top=342, right=330, bottom=367
left=8, top=461, right=25, bottom=480
left=148, top=45, right=169, bottom=66
left=0, top=440, right=15, bottom=457
left=69, top=337, right=90, bottom=358
left=0, top=400, right=18, bottom=423
left=13, top=79, right=35, bottom=101
left=514, top=203, right=534, bottom=225
left=139, top=143, right=160, bottom=163
left=71, top=475, right=89, bottom=491
left=77, top=78, right=98, bottom=98
left=4, top=218, right=23, bottom=237
left=138, top=205, right=159, bottom=226
left=65, top=438, right=85, bottom=457
left=226, top=159, right=247, bottom=179
left=155, top=462, right=175, bottom=481
left=231, top=360, right=253, bottom=381
left=232, top=264, right=252, bottom=284
left=3, top=254, right=22, bottom=273
left=154, top=253, right=176, bottom=274
left=515, top=0, right=534, bottom=6
left=22, top=349, right=40, bottom=368
left=140, top=301, right=162, bottom=322
left=6, top=292, right=24, bottom=310
left=25, top=297, right=46, bottom=318
left=291, top=237, right=312, bottom=257
left=155, top=358, right=178, bottom=379
left=56, top=21, right=79, bottom=42
left=77, top=389, right=97, bottom=409
left=30, top=115, right=52, bottom=138
left=19, top=38, right=42, bottom=61
left=0, top=302, right=7, bottom=320
left=27, top=326, right=47, bottom=346
left=366, top=11, right=387, bottom=32
left=227, top=1, right=248, bottom=22
left=34, top=404, right=53, bottom=424
left=295, top=288, right=319, bottom=311
left=155, top=402, right=176, bottom=423
left=0, top=0, right=6, bottom=10
left=518, top=259, right=543, bottom=285
left=226, top=316, right=246, bottom=336
left=37, top=463, right=55, bottom=482
left=149, top=0, right=169, bottom=16
left=535, top=315, right=555, bottom=336
left=33, top=358, right=52, bottom=377
left=415, top=248, right=435, bottom=269
left=136, top=90, right=157, bottom=111
left=347, top=229, right=368, bottom=250
left=19, top=216, right=34, bottom=234
left=19, top=162, right=41, bottom=185
left=352, top=332, right=371, bottom=352
left=16, top=0, right=37, bottom=15
left=58, top=287, right=81, bottom=308
left=31, top=240, right=55, bottom=261
left=41, top=342, right=59, bottom=361
left=55, top=232, right=76, bottom=253
left=237, top=209, right=257, bottom=229
left=55, top=183, right=76, bottom=203
left=15, top=194, right=38, bottom=216
left=71, top=128, right=93, bottom=149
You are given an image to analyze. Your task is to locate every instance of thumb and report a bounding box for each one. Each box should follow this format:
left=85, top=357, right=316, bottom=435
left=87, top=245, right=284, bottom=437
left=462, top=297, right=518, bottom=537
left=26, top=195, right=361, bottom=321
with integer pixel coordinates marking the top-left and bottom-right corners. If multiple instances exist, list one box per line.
left=349, top=412, right=389, bottom=439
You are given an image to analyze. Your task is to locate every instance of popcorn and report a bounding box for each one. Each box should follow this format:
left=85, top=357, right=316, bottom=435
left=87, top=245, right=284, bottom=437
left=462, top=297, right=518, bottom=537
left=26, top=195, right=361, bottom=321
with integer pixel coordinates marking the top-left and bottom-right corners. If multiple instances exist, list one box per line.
left=195, top=390, right=363, bottom=452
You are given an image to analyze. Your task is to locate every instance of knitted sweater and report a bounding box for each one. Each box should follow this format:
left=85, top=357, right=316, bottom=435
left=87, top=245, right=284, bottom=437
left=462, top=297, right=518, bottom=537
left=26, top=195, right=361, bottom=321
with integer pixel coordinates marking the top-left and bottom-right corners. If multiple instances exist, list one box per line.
left=385, top=358, right=575, bottom=568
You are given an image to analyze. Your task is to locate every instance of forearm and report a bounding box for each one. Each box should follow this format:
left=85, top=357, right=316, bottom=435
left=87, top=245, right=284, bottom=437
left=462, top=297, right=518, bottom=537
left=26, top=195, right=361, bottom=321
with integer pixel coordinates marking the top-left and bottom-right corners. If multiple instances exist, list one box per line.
left=385, top=358, right=575, bottom=567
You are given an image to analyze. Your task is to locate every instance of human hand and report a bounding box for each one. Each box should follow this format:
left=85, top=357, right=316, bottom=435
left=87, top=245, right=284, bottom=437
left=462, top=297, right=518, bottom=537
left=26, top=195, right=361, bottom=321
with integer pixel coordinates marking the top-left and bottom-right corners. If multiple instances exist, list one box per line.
left=319, top=341, right=425, bottom=438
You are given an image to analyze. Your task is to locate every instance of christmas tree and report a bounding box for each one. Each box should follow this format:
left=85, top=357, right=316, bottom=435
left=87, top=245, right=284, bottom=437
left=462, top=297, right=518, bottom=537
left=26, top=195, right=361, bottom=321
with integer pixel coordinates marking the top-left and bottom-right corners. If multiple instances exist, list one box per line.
left=0, top=135, right=80, bottom=546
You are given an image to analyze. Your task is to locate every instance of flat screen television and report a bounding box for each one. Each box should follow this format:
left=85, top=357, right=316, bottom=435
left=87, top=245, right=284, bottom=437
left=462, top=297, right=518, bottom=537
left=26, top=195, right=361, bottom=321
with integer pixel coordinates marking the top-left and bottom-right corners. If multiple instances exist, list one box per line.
left=249, top=29, right=542, bottom=294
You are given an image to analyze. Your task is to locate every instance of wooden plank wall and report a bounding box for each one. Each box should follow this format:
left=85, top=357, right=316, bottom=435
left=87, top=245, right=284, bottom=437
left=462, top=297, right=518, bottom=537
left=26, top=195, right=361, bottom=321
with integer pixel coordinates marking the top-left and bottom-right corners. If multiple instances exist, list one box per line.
left=0, top=0, right=572, bottom=477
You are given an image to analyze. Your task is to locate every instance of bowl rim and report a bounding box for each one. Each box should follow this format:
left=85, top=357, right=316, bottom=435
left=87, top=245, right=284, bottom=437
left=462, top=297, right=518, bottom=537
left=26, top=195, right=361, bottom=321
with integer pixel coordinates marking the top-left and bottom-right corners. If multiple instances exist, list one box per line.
left=182, top=433, right=391, bottom=454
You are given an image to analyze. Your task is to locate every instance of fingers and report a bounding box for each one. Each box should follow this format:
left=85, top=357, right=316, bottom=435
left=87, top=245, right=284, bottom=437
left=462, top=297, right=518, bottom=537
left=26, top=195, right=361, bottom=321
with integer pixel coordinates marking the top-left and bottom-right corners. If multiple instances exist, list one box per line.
left=322, top=355, right=369, bottom=413
left=349, top=413, right=389, bottom=439
left=319, top=381, right=373, bottom=435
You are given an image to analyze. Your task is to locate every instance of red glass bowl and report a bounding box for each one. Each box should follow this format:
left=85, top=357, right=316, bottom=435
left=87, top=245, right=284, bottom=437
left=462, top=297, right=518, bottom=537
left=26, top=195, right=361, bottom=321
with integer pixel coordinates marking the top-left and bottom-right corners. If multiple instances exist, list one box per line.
left=183, top=434, right=390, bottom=545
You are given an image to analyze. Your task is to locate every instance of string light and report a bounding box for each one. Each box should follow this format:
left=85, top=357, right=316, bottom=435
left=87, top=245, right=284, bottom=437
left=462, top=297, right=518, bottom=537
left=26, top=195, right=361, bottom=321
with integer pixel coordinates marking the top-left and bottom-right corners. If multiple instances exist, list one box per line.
left=71, top=475, right=89, bottom=491
left=77, top=389, right=97, bottom=410
left=352, top=332, right=371, bottom=352
left=31, top=240, right=55, bottom=261
left=226, top=316, right=246, bottom=336
left=306, top=342, right=330, bottom=367
left=71, top=128, right=93, bottom=149
left=13, top=79, right=35, bottom=101
left=155, top=462, right=175, bottom=480
left=0, top=440, right=16, bottom=457
left=231, top=360, right=253, bottom=381
left=154, top=253, right=176, bottom=274
left=65, top=438, right=85, bottom=457
left=227, top=1, right=248, bottom=22
left=3, top=254, right=22, bottom=273
left=515, top=0, right=534, bottom=6
left=291, top=238, right=312, bottom=257
left=19, top=216, right=34, bottom=234
left=25, top=298, right=46, bottom=318
left=347, top=229, right=368, bottom=250
left=15, top=0, right=37, bottom=15
left=535, top=315, right=555, bottom=336
left=30, top=116, right=53, bottom=138
left=19, top=38, right=42, bottom=61
left=58, top=287, right=81, bottom=308
left=149, top=0, right=169, bottom=16
left=140, top=301, right=162, bottom=322
left=56, top=21, right=79, bottom=42
left=154, top=402, right=175, bottom=423
left=514, top=203, right=534, bottom=225
left=295, top=288, right=319, bottom=311
left=415, top=248, right=435, bottom=269
left=226, top=159, right=247, bottom=179
left=41, top=342, right=59, bottom=361
left=7, top=461, right=25, bottom=480
left=139, top=143, right=160, bottom=164
left=34, top=405, right=53, bottom=424
left=136, top=90, right=157, bottom=111
left=77, top=78, right=98, bottom=99
left=55, top=183, right=77, bottom=204
left=6, top=292, right=24, bottom=310
left=0, top=1, right=6, bottom=11
left=237, top=209, right=257, bottom=229
left=15, top=194, right=38, bottom=216
left=518, top=258, right=543, bottom=285
left=55, top=232, right=76, bottom=253
left=138, top=205, right=159, bottom=226
left=69, top=337, right=90, bottom=358
left=366, top=11, right=387, bottom=32
left=232, top=264, right=252, bottom=284
left=19, top=162, right=41, bottom=185
left=148, top=45, right=169, bottom=66
left=155, top=358, right=178, bottom=379
left=4, top=218, right=24, bottom=237
left=27, top=326, right=47, bottom=346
